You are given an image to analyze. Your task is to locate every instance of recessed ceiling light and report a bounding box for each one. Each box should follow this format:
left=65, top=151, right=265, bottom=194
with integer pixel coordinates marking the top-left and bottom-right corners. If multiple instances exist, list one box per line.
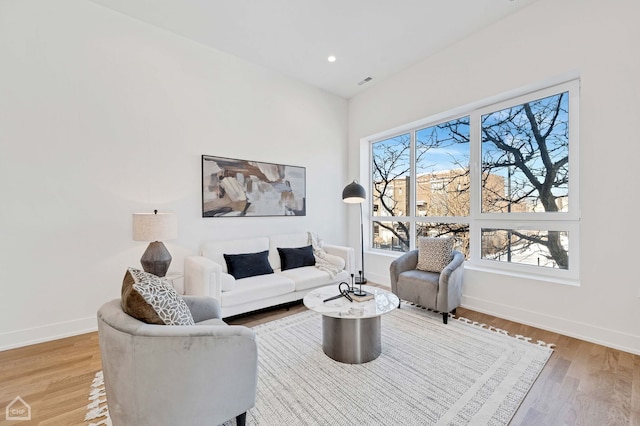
left=327, top=55, right=336, bottom=63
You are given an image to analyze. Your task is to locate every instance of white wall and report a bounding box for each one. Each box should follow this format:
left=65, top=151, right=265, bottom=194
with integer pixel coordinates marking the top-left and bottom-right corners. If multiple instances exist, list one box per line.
left=348, top=0, right=640, bottom=354
left=0, top=0, right=348, bottom=350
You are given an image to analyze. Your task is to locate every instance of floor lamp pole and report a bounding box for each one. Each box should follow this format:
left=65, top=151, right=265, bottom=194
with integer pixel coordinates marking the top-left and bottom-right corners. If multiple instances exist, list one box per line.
left=356, top=202, right=367, bottom=286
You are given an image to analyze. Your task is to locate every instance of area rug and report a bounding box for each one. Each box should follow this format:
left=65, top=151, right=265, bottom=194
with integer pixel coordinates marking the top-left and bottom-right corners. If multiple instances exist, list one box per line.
left=85, top=304, right=553, bottom=425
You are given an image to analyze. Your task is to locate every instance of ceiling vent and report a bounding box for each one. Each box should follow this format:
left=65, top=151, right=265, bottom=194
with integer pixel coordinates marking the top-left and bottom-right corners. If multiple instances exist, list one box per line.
left=357, top=76, right=373, bottom=86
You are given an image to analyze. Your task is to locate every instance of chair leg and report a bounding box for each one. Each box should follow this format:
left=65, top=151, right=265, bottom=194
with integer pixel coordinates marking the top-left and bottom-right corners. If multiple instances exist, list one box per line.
left=236, top=412, right=247, bottom=426
left=451, top=308, right=457, bottom=316
left=442, top=312, right=448, bottom=324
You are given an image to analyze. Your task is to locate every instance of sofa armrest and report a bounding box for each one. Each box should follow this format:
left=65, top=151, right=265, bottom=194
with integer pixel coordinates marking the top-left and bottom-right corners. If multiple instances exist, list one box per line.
left=182, top=296, right=222, bottom=322
left=184, top=256, right=222, bottom=299
left=389, top=250, right=419, bottom=293
left=323, top=244, right=355, bottom=275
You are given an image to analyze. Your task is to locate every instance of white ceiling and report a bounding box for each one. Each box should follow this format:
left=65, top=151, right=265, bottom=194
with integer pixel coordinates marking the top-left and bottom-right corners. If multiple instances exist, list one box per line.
left=89, top=0, right=538, bottom=99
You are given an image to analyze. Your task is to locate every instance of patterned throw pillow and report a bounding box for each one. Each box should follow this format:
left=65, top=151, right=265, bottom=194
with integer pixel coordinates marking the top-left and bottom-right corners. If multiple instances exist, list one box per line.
left=416, top=237, right=454, bottom=273
left=121, top=268, right=194, bottom=326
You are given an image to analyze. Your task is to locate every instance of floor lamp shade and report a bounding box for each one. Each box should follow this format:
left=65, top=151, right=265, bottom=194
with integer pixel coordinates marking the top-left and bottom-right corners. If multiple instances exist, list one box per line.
left=132, top=211, right=177, bottom=277
left=342, top=180, right=367, bottom=290
left=342, top=180, right=366, bottom=204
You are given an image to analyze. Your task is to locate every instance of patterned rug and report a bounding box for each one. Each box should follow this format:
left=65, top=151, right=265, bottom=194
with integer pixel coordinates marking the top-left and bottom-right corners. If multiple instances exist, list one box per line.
left=86, top=304, right=553, bottom=425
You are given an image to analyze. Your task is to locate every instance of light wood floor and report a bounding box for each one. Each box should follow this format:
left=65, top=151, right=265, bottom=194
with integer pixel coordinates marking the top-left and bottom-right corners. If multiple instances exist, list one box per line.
left=1, top=301, right=638, bottom=425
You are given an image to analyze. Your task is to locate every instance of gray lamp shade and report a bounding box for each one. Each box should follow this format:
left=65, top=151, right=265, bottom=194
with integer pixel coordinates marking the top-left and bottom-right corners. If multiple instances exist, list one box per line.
left=342, top=180, right=366, bottom=204
left=132, top=211, right=177, bottom=277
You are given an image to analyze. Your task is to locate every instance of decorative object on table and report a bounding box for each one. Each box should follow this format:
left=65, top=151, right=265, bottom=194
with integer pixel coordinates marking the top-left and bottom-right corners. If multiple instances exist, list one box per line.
left=132, top=210, right=177, bottom=277
left=350, top=290, right=374, bottom=302
left=342, top=179, right=367, bottom=291
left=86, top=306, right=554, bottom=426
left=202, top=155, right=306, bottom=217
left=322, top=282, right=353, bottom=303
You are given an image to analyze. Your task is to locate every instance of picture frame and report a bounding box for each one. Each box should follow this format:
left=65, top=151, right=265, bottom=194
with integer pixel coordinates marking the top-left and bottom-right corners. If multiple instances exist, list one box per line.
left=201, top=155, right=306, bottom=217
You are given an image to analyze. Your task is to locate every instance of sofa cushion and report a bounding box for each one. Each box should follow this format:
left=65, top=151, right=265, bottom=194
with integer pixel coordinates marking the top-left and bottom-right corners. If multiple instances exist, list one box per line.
left=121, top=268, right=195, bottom=326
left=276, top=267, right=349, bottom=292
left=397, top=269, right=440, bottom=310
left=416, top=237, right=454, bottom=273
left=278, top=245, right=316, bottom=271
left=220, top=273, right=295, bottom=307
left=224, top=250, right=274, bottom=280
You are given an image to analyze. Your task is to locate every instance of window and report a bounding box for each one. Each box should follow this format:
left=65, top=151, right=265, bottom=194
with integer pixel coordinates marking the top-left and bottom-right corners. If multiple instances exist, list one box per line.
left=368, top=79, right=579, bottom=283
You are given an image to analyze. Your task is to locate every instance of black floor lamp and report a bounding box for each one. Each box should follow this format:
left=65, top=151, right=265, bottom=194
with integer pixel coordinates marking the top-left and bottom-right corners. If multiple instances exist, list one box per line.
left=342, top=180, right=367, bottom=296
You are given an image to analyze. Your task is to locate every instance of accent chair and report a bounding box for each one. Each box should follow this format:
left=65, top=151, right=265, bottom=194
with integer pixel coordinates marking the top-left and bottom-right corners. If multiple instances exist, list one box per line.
left=97, top=296, right=257, bottom=426
left=389, top=249, right=465, bottom=324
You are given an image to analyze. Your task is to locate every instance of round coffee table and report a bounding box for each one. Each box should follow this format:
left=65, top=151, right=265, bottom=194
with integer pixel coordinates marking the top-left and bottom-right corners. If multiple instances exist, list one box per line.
left=303, top=285, right=399, bottom=364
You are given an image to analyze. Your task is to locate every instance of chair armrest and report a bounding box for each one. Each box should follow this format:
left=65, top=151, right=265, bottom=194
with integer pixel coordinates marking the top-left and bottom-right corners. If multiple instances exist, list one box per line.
left=98, top=300, right=251, bottom=339
left=184, top=256, right=222, bottom=299
left=323, top=244, right=355, bottom=275
left=389, top=250, right=418, bottom=293
left=437, top=251, right=465, bottom=312
left=182, top=296, right=222, bottom=322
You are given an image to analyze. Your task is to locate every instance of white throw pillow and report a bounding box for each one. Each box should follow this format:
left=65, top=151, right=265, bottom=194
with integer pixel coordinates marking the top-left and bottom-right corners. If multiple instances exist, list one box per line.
left=416, top=237, right=454, bottom=273
left=324, top=253, right=346, bottom=270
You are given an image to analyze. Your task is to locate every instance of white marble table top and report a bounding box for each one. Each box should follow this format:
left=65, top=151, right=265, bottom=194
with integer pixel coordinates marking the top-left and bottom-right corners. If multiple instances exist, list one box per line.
left=303, top=285, right=399, bottom=319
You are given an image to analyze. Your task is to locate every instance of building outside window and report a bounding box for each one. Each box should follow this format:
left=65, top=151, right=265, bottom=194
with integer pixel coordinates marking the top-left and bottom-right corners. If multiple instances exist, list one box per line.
left=369, top=79, right=579, bottom=283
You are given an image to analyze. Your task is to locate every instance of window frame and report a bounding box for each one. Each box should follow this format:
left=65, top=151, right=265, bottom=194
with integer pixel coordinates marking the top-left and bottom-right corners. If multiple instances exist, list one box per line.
left=364, top=77, right=580, bottom=285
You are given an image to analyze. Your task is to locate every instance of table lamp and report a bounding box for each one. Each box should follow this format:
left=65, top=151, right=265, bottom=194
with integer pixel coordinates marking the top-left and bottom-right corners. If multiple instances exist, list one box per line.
left=132, top=210, right=177, bottom=277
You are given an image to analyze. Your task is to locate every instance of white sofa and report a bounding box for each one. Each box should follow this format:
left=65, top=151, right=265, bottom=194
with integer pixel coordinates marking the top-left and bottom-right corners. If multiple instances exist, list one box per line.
left=184, top=232, right=355, bottom=318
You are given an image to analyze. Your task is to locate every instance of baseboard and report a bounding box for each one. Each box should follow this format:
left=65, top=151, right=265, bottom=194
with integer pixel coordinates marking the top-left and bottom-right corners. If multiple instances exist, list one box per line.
left=365, top=271, right=390, bottom=287
left=0, top=316, right=98, bottom=352
left=461, top=295, right=640, bottom=356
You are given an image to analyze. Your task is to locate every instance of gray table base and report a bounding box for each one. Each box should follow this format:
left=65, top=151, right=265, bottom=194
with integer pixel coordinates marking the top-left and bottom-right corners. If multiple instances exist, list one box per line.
left=322, top=315, right=381, bottom=364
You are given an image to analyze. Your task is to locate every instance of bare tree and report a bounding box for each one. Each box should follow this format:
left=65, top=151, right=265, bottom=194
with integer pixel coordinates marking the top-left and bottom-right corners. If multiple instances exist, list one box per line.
left=481, top=92, right=569, bottom=268
left=372, top=134, right=412, bottom=250
left=371, top=92, right=570, bottom=268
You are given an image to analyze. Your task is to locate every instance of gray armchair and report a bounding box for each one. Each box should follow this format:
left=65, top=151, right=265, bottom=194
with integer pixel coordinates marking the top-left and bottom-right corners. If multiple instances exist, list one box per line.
left=389, top=250, right=465, bottom=324
left=97, top=296, right=257, bottom=426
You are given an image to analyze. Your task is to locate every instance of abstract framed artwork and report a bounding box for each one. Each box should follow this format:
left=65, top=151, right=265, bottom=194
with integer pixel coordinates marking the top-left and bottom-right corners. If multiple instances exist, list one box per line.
left=202, top=155, right=306, bottom=217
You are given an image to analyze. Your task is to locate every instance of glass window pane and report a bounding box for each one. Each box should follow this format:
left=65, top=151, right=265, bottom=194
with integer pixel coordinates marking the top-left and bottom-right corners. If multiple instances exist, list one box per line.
left=481, top=229, right=568, bottom=269
left=481, top=92, right=569, bottom=214
left=373, top=221, right=409, bottom=252
left=372, top=134, right=411, bottom=217
left=415, top=117, right=470, bottom=217
left=416, top=222, right=469, bottom=258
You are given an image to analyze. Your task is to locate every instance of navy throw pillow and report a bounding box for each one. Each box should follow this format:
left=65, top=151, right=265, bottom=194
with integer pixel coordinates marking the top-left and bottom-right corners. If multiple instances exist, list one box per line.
left=223, top=250, right=274, bottom=280
left=278, top=245, right=316, bottom=271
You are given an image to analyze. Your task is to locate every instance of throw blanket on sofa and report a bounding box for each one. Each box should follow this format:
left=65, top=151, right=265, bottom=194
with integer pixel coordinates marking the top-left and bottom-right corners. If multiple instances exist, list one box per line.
left=308, top=232, right=343, bottom=279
